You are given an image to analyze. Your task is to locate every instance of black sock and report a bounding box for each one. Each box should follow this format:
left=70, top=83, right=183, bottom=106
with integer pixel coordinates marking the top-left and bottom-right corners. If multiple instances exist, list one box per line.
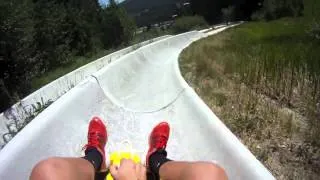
left=95, top=171, right=108, bottom=180
left=82, top=148, right=103, bottom=172
left=149, top=149, right=172, bottom=176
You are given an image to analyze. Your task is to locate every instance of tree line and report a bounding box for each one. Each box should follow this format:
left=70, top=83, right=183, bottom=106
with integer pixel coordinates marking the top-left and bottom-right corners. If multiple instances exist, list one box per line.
left=191, top=0, right=305, bottom=23
left=1, top=0, right=318, bottom=112
left=0, top=0, right=135, bottom=111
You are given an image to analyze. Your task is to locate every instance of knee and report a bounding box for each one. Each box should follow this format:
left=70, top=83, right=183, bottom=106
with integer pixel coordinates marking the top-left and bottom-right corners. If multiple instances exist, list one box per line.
left=30, top=158, right=63, bottom=180
left=188, top=162, right=228, bottom=180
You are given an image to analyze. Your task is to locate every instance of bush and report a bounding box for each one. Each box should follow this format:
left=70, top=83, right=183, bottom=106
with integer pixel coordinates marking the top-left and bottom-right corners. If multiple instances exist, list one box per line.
left=303, top=0, right=320, bottom=19
left=309, top=21, right=320, bottom=41
left=101, top=2, right=136, bottom=48
left=251, top=10, right=266, bottom=21
left=221, top=6, right=235, bottom=24
left=0, top=0, right=138, bottom=113
left=252, top=0, right=304, bottom=21
left=171, top=16, right=208, bottom=34
left=0, top=80, right=13, bottom=112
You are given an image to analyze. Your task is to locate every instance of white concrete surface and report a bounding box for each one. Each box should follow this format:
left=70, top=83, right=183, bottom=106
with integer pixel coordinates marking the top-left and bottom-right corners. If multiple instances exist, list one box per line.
left=0, top=27, right=274, bottom=179
left=0, top=35, right=171, bottom=147
left=199, top=24, right=227, bottom=33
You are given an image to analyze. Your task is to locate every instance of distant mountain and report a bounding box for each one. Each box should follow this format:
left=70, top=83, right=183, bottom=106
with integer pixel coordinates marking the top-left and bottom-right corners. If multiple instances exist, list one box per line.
left=120, top=0, right=185, bottom=26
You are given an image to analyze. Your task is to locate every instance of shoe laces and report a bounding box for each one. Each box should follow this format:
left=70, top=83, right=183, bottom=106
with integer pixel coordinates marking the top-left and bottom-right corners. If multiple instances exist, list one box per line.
left=153, top=135, right=167, bottom=149
left=83, top=131, right=104, bottom=150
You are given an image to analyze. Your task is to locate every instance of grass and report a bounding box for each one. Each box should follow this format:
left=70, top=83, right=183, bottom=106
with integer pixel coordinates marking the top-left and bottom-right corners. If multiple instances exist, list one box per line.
left=31, top=49, right=115, bottom=91
left=180, top=18, right=320, bottom=179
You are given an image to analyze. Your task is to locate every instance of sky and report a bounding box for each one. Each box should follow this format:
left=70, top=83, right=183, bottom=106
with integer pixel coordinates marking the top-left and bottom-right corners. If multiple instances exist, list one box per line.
left=98, top=0, right=126, bottom=6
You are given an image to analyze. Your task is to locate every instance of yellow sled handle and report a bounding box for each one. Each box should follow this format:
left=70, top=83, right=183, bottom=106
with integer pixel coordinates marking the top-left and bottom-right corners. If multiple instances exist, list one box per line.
left=106, top=151, right=141, bottom=180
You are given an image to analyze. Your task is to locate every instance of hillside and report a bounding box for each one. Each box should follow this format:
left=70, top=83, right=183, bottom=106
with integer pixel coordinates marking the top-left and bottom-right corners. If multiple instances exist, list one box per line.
left=180, top=18, right=320, bottom=179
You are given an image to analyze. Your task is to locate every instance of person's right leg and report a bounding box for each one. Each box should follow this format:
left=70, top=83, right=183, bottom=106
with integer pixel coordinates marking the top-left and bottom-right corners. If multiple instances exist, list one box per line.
left=146, top=122, right=228, bottom=180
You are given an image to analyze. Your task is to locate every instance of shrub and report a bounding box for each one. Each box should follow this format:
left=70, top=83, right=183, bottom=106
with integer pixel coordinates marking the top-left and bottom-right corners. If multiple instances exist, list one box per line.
left=308, top=21, right=320, bottom=41
left=252, top=0, right=304, bottom=21
left=171, top=16, right=208, bottom=34
left=0, top=80, right=13, bottom=112
left=221, top=6, right=235, bottom=24
left=251, top=10, right=266, bottom=21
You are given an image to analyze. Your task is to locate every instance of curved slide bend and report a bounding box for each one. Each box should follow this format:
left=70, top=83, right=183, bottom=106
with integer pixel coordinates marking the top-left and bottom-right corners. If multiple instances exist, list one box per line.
left=0, top=28, right=274, bottom=179
left=0, top=35, right=171, bottom=147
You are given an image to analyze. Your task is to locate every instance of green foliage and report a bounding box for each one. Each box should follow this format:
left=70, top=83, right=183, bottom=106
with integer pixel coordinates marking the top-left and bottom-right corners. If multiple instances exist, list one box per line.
left=303, top=0, right=320, bottom=42
left=303, top=0, right=320, bottom=19
left=251, top=10, right=266, bottom=21
left=222, top=18, right=319, bottom=96
left=117, top=8, right=137, bottom=45
left=100, top=2, right=136, bottom=48
left=253, top=0, right=304, bottom=21
left=0, top=0, right=136, bottom=111
left=251, top=0, right=320, bottom=22
left=171, top=16, right=208, bottom=34
left=221, top=6, right=235, bottom=24
left=0, top=80, right=13, bottom=112
left=180, top=19, right=320, bottom=177
left=32, top=0, right=102, bottom=70
left=308, top=22, right=320, bottom=41
left=191, top=0, right=224, bottom=23
left=0, top=0, right=34, bottom=101
left=191, top=0, right=264, bottom=23
left=186, top=18, right=320, bottom=145
left=30, top=49, right=114, bottom=91
left=120, top=0, right=181, bottom=26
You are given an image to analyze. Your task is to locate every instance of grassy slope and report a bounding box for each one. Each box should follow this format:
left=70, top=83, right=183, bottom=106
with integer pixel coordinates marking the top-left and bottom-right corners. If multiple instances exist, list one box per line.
left=30, top=49, right=113, bottom=91
left=180, top=18, right=320, bottom=179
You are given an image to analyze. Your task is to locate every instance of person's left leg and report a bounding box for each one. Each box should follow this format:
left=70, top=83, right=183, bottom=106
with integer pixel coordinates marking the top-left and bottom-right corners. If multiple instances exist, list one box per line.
left=30, top=117, right=108, bottom=180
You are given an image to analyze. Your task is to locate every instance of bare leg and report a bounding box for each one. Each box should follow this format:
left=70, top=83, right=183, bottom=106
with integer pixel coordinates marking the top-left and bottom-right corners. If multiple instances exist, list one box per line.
left=30, top=157, right=95, bottom=180
left=159, top=161, right=228, bottom=180
left=30, top=117, right=108, bottom=180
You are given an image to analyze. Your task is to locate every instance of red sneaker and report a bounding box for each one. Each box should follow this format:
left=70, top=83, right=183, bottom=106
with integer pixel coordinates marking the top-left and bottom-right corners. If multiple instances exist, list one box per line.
left=83, top=117, right=108, bottom=172
left=146, top=122, right=170, bottom=167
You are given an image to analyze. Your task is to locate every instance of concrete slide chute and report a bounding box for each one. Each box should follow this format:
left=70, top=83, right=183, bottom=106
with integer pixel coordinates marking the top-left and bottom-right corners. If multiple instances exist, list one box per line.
left=0, top=28, right=274, bottom=179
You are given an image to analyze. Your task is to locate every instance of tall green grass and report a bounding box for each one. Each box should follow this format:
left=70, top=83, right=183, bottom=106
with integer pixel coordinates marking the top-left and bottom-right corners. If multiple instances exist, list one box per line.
left=182, top=18, right=320, bottom=145
left=180, top=17, right=320, bottom=178
left=222, top=19, right=320, bottom=141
